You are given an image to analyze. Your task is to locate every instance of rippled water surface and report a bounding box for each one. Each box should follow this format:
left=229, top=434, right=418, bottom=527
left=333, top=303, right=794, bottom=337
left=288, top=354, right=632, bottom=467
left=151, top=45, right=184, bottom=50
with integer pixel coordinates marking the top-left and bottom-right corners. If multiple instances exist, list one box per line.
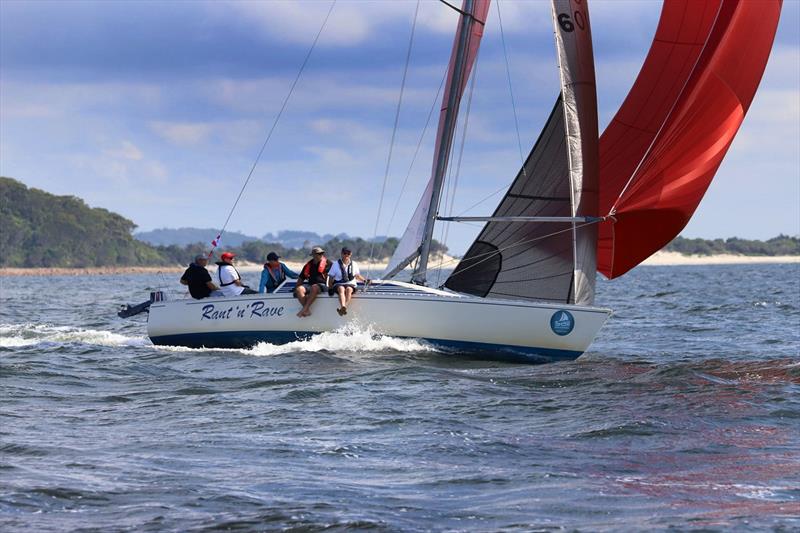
left=1, top=264, right=799, bottom=531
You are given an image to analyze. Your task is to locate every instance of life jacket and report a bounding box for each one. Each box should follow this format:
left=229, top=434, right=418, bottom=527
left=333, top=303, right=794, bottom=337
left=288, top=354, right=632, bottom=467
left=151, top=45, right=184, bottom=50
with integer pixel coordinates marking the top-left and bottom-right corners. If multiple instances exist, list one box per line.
left=216, top=261, right=241, bottom=287
left=265, top=263, right=285, bottom=285
left=301, top=257, right=327, bottom=284
left=336, top=259, right=354, bottom=283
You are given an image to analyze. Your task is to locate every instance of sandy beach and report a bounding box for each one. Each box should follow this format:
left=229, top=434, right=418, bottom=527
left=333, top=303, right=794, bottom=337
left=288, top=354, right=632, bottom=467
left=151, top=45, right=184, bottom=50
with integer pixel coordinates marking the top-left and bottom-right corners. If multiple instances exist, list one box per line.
left=0, top=252, right=797, bottom=277
left=640, top=251, right=800, bottom=266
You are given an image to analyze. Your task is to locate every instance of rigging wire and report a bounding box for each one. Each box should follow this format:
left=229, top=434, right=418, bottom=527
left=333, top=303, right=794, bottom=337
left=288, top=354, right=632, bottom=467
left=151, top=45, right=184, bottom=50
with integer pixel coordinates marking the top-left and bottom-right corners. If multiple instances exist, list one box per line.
left=208, top=0, right=336, bottom=257
left=368, top=0, right=420, bottom=277
left=435, top=47, right=480, bottom=287
left=384, top=69, right=447, bottom=238
left=382, top=218, right=602, bottom=286
left=439, top=0, right=527, bottom=223
left=496, top=0, right=526, bottom=172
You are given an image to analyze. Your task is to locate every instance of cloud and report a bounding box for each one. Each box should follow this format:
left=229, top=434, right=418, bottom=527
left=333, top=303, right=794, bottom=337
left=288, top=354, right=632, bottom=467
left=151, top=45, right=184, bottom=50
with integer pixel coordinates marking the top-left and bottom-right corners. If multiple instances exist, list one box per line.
left=150, top=121, right=213, bottom=146
left=0, top=0, right=796, bottom=250
left=224, top=0, right=471, bottom=47
left=104, top=140, right=143, bottom=161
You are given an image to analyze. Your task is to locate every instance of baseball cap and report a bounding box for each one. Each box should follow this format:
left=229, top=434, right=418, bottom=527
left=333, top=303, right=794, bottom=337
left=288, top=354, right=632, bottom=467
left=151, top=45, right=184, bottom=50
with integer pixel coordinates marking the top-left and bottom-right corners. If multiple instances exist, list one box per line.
left=311, top=246, right=325, bottom=255
left=266, top=252, right=280, bottom=261
left=221, top=252, right=236, bottom=261
left=341, top=247, right=352, bottom=254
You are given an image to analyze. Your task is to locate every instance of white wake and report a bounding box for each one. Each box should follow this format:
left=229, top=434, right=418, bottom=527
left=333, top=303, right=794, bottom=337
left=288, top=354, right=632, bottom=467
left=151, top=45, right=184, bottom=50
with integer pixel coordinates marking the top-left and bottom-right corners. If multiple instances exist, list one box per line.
left=0, top=323, right=150, bottom=348
left=0, top=322, right=436, bottom=357
left=248, top=323, right=436, bottom=357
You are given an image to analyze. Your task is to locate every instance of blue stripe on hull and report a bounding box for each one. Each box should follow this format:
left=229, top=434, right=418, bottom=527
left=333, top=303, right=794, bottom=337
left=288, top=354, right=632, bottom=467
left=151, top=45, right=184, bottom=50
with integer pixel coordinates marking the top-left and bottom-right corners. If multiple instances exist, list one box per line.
left=149, top=331, right=582, bottom=364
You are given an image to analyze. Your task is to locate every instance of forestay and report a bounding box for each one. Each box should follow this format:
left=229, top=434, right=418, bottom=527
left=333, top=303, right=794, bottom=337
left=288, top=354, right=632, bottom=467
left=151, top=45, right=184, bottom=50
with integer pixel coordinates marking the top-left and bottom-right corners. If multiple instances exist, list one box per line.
left=445, top=0, right=598, bottom=305
left=383, top=0, right=491, bottom=279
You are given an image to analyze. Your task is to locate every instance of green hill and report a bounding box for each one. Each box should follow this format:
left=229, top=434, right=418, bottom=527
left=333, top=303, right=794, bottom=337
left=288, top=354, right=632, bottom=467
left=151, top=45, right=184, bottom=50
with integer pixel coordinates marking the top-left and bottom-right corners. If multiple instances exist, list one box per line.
left=0, top=177, right=164, bottom=267
left=0, top=177, right=432, bottom=268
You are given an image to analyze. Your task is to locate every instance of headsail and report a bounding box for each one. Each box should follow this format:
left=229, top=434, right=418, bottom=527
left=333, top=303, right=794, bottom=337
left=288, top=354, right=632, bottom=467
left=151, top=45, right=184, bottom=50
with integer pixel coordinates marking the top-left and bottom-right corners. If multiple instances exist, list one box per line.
left=383, top=0, right=491, bottom=279
left=444, top=0, right=599, bottom=305
left=597, top=0, right=782, bottom=278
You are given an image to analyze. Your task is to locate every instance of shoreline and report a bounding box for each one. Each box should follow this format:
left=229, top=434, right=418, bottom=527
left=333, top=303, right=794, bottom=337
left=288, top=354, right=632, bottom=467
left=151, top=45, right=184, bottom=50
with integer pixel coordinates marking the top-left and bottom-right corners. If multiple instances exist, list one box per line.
left=0, top=260, right=405, bottom=277
left=0, top=252, right=797, bottom=277
left=639, top=251, right=800, bottom=266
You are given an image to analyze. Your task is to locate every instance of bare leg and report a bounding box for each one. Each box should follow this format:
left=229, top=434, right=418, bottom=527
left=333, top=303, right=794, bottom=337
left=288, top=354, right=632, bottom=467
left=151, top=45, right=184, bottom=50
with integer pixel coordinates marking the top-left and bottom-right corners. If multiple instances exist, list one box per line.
left=344, top=286, right=354, bottom=309
left=300, top=285, right=320, bottom=317
left=294, top=286, right=307, bottom=317
left=336, top=285, right=346, bottom=315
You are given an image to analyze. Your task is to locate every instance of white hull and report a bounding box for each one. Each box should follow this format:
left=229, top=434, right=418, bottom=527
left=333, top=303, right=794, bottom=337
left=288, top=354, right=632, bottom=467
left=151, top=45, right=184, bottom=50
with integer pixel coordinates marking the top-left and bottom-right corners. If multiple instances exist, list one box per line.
left=148, top=281, right=610, bottom=363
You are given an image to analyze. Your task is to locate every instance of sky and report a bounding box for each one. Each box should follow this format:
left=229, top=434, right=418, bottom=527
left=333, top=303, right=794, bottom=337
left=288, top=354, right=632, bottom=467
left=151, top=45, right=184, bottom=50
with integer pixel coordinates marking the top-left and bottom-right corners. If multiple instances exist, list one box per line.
left=1, top=0, right=798, bottom=255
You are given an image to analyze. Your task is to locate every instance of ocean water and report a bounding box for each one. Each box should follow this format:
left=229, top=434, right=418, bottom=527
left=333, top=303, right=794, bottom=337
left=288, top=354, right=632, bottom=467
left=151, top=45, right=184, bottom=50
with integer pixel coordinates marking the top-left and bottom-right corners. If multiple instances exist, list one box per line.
left=1, top=264, right=798, bottom=531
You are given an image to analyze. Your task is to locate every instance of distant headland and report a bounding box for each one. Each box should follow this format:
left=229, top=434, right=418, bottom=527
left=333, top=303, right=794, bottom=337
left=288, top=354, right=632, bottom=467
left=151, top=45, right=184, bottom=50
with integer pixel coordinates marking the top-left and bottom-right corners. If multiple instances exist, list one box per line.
left=1, top=177, right=797, bottom=274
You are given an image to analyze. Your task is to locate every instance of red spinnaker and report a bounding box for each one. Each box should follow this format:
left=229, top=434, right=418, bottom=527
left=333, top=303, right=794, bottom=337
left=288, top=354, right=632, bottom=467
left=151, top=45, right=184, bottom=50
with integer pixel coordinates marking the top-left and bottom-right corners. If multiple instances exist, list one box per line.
left=597, top=0, right=782, bottom=278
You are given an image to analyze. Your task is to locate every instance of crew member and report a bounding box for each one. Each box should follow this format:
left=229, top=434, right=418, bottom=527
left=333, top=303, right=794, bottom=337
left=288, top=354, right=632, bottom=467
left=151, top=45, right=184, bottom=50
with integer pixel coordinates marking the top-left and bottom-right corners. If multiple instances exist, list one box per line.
left=216, top=252, right=257, bottom=297
left=327, top=247, right=368, bottom=315
left=294, top=246, right=328, bottom=317
left=259, top=252, right=298, bottom=294
left=180, top=254, right=219, bottom=299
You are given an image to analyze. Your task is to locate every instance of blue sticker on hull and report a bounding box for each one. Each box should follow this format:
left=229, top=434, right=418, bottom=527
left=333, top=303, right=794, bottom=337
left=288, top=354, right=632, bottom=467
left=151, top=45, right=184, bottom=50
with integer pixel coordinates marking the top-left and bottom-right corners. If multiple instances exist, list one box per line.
left=550, top=310, right=575, bottom=336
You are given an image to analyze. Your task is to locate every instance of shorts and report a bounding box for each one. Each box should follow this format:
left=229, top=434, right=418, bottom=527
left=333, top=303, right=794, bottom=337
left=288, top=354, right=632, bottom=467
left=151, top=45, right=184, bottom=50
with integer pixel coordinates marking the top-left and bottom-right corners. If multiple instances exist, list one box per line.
left=333, top=282, right=358, bottom=293
left=295, top=283, right=327, bottom=294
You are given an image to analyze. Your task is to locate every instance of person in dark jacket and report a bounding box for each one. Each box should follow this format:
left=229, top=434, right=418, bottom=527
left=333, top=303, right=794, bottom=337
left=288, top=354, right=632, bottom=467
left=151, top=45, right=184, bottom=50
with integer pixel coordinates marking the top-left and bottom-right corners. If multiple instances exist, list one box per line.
left=180, top=255, right=219, bottom=299
left=259, top=252, right=298, bottom=294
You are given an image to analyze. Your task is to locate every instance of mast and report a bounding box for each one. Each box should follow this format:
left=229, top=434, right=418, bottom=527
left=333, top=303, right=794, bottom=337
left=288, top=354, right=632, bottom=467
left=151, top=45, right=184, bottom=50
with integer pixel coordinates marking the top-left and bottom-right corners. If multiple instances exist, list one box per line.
left=412, top=0, right=477, bottom=285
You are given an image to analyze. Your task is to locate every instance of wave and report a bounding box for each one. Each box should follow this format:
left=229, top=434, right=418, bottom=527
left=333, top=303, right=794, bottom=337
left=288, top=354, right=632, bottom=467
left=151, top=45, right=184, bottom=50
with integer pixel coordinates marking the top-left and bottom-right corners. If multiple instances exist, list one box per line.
left=0, top=322, right=436, bottom=358
left=0, top=323, right=149, bottom=349
left=248, top=323, right=437, bottom=357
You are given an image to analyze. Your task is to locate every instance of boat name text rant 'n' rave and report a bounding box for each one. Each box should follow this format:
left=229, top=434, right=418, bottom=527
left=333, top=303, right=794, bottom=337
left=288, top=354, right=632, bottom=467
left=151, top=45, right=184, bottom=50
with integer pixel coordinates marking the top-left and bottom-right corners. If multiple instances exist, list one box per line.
left=200, top=302, right=285, bottom=321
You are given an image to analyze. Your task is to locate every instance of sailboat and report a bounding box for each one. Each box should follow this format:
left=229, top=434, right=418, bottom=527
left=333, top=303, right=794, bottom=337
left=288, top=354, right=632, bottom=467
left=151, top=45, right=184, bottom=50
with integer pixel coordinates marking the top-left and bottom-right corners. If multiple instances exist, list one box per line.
left=146, top=0, right=781, bottom=363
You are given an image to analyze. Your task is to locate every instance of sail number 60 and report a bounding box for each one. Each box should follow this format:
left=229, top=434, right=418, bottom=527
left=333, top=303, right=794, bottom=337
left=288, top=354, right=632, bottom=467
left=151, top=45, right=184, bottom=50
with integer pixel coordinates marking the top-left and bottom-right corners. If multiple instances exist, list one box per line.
left=558, top=11, right=586, bottom=33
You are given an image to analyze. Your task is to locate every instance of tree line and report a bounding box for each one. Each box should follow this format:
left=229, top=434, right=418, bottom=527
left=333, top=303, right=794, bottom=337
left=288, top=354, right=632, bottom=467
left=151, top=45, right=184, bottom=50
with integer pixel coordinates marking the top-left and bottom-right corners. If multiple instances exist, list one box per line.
left=664, top=235, right=799, bottom=256
left=0, top=178, right=446, bottom=267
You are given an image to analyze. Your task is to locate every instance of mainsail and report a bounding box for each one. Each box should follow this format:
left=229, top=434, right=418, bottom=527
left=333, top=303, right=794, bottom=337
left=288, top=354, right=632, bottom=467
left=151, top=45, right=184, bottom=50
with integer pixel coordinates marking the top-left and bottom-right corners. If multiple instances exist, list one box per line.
left=383, top=0, right=491, bottom=279
left=597, top=0, right=782, bottom=278
left=444, top=0, right=599, bottom=305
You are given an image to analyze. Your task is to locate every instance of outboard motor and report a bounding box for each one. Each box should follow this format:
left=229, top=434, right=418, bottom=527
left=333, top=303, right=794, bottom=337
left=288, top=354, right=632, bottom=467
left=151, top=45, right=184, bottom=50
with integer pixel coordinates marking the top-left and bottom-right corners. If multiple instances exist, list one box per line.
left=118, top=291, right=164, bottom=318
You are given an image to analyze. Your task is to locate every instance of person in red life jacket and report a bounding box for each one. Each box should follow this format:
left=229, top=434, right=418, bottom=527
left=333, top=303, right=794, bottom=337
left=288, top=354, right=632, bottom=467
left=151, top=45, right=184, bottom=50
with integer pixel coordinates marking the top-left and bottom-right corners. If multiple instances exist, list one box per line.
left=294, top=246, right=328, bottom=317
left=327, top=247, right=368, bottom=316
left=216, top=252, right=257, bottom=296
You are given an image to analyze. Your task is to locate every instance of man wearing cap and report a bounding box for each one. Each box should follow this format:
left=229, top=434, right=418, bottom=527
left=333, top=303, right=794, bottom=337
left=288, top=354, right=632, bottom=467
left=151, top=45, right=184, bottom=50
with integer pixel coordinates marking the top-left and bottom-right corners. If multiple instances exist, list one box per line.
left=216, top=252, right=257, bottom=297
left=327, top=247, right=368, bottom=316
left=180, top=255, right=219, bottom=299
left=294, top=246, right=328, bottom=317
left=258, top=252, right=298, bottom=294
